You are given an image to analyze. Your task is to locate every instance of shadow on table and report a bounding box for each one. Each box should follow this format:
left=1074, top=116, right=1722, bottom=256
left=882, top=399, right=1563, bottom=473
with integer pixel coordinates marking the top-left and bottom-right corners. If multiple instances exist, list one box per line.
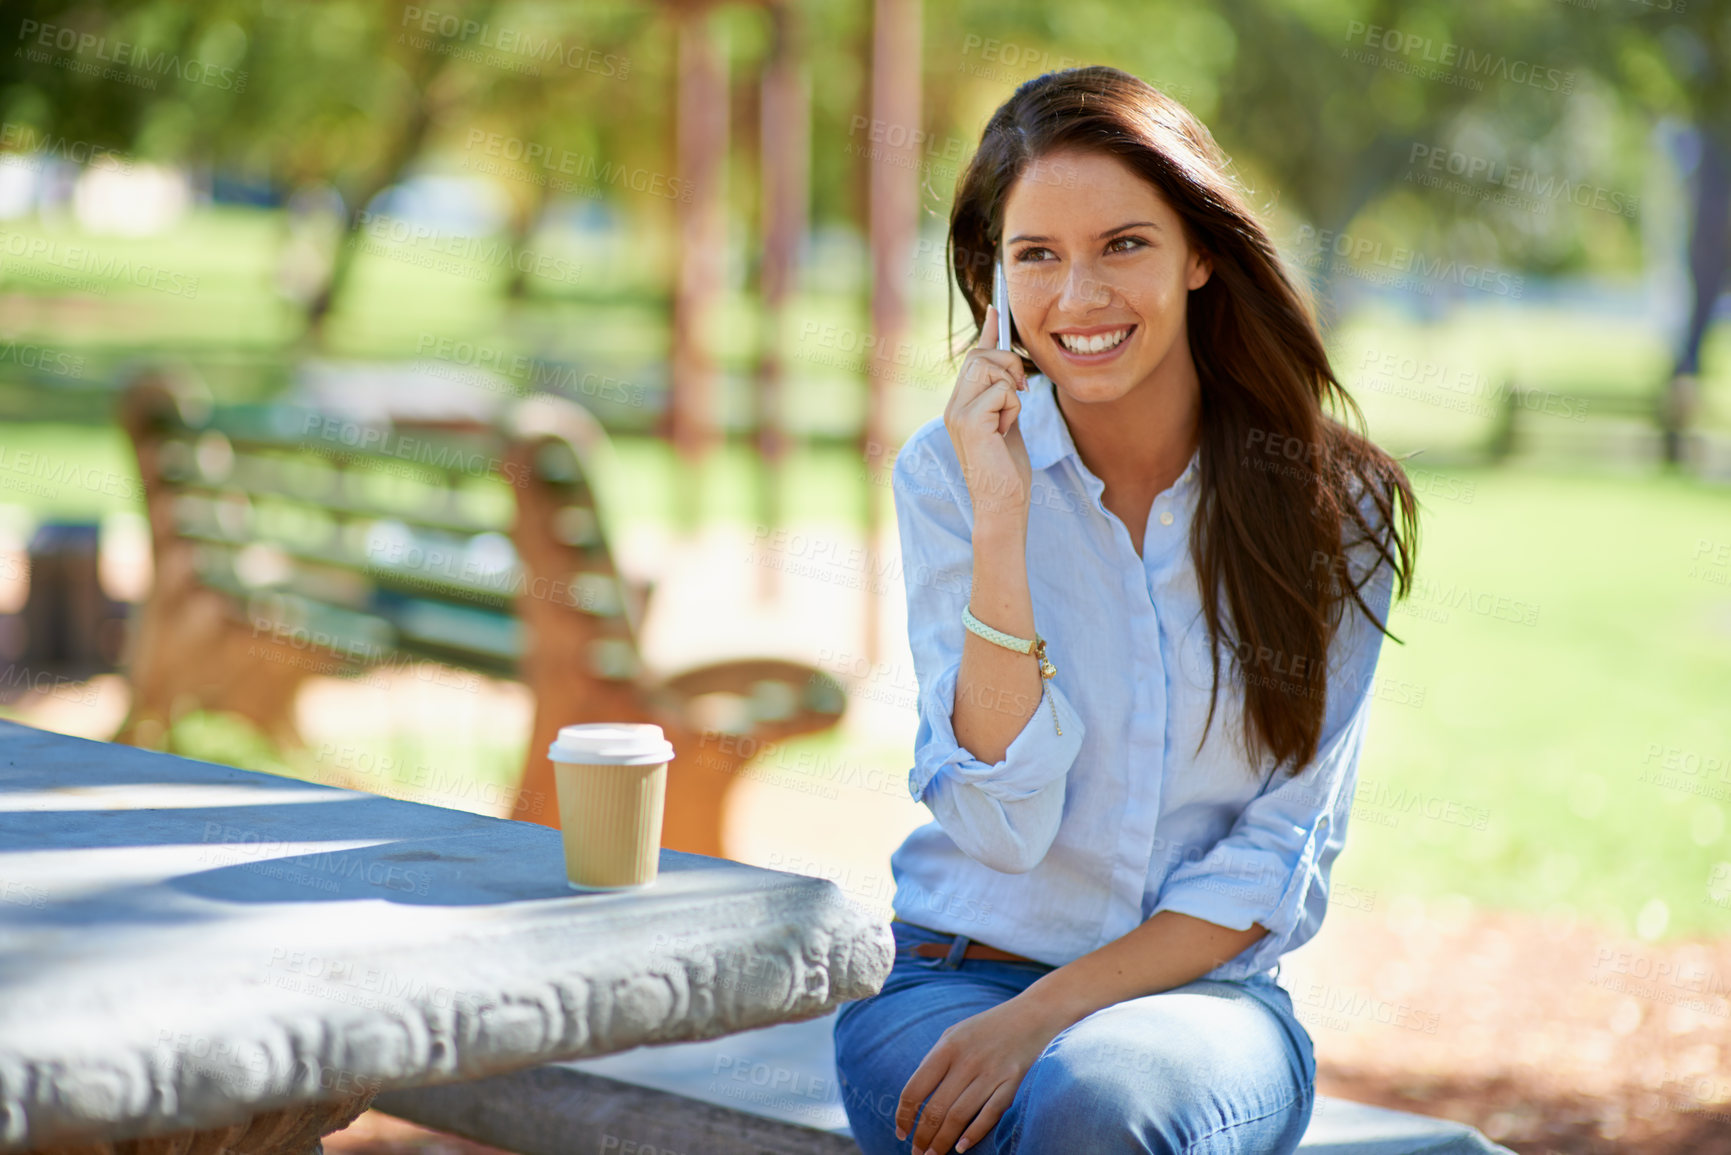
left=0, top=721, right=799, bottom=929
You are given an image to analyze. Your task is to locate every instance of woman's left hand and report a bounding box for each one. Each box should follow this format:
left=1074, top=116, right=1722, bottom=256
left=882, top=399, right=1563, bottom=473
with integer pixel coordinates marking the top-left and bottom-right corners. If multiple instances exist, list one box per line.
left=895, top=990, right=1074, bottom=1154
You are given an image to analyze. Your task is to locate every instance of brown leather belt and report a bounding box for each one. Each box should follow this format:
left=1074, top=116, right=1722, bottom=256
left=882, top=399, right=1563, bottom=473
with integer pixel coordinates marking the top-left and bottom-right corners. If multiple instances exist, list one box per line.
left=893, top=917, right=1042, bottom=965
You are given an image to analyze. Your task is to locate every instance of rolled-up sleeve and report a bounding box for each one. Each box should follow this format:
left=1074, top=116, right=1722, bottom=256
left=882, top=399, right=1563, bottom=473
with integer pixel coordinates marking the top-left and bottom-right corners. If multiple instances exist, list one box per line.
left=1149, top=532, right=1396, bottom=978
left=892, top=432, right=1088, bottom=873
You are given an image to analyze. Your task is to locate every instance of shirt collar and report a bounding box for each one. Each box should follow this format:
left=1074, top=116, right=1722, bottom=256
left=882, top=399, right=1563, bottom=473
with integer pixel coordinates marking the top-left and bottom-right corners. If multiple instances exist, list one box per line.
left=1022, top=372, right=1203, bottom=495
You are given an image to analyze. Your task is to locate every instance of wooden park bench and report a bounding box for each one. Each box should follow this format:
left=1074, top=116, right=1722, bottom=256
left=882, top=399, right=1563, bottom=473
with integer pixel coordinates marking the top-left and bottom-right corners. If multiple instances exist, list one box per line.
left=113, top=363, right=848, bottom=857
left=1485, top=380, right=1658, bottom=463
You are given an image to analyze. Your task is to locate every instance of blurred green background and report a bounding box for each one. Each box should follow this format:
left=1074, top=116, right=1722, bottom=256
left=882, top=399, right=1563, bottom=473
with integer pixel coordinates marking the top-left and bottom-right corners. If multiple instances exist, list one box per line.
left=0, top=0, right=1726, bottom=946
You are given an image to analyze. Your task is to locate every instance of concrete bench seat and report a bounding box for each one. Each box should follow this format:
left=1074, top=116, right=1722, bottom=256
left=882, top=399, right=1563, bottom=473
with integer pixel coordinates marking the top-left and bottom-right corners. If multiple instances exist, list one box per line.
left=375, top=1009, right=1515, bottom=1155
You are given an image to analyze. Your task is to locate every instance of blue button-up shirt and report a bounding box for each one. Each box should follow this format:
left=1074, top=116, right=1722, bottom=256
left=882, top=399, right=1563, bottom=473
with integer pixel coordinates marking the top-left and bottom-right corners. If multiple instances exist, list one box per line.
left=887, top=371, right=1395, bottom=983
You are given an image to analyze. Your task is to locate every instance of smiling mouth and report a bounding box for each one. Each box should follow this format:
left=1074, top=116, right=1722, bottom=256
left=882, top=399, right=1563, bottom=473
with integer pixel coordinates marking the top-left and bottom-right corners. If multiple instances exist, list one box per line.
left=1054, top=326, right=1134, bottom=355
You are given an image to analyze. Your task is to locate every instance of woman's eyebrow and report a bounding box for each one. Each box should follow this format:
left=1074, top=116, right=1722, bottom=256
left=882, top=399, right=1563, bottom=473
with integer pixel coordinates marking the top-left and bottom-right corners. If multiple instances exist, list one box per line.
left=1007, top=221, right=1161, bottom=244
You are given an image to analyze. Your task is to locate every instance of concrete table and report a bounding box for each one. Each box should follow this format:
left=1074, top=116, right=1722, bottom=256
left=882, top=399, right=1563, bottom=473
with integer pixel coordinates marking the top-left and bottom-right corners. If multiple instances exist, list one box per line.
left=0, top=719, right=892, bottom=1155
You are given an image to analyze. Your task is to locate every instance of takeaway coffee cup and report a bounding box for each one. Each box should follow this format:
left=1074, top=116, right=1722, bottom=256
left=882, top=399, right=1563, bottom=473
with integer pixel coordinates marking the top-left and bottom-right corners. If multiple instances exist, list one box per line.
left=547, top=723, right=676, bottom=890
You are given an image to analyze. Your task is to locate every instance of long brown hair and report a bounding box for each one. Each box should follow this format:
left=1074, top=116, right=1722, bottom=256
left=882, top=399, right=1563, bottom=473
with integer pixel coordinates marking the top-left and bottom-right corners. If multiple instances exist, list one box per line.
left=947, top=65, right=1418, bottom=778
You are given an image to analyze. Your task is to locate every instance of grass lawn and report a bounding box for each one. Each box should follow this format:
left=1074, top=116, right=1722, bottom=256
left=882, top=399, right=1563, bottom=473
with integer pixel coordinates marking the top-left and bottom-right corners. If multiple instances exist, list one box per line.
left=1339, top=465, right=1731, bottom=941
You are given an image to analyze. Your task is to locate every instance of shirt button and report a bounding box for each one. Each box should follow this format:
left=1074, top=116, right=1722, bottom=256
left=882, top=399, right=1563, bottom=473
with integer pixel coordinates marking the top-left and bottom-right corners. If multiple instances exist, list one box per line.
left=1159, top=511, right=1174, bottom=526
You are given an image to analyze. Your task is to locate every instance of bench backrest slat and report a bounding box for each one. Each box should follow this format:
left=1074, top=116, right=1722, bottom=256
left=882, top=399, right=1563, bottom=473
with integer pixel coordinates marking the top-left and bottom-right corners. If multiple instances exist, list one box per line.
left=125, top=377, right=640, bottom=687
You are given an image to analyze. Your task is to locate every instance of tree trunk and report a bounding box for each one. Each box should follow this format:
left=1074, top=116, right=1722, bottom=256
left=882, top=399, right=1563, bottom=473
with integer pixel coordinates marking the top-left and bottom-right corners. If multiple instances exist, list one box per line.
left=299, top=0, right=494, bottom=348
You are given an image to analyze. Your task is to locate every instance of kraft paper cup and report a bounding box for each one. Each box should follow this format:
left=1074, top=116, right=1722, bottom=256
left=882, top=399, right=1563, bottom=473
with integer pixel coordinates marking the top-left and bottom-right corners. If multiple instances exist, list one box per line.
left=548, top=723, right=676, bottom=891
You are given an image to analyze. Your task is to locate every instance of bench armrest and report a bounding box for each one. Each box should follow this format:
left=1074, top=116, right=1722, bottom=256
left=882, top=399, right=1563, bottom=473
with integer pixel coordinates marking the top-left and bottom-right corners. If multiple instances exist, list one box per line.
left=653, top=658, right=847, bottom=746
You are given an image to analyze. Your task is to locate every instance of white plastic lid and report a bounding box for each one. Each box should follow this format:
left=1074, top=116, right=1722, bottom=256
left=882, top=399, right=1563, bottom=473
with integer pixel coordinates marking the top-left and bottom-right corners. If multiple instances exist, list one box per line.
left=548, top=723, right=674, bottom=766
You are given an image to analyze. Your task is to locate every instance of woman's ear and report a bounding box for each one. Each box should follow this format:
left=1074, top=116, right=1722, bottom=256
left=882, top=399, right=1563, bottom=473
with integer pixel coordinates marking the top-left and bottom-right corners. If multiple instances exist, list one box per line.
left=1187, top=248, right=1214, bottom=291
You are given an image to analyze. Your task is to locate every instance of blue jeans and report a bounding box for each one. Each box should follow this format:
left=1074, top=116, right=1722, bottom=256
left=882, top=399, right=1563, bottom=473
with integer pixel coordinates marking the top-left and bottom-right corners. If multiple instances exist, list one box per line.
left=833, top=919, right=1316, bottom=1154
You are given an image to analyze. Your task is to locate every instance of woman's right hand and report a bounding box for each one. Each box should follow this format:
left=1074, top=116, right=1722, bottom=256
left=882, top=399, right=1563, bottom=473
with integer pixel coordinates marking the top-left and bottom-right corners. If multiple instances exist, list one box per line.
left=944, top=305, right=1033, bottom=523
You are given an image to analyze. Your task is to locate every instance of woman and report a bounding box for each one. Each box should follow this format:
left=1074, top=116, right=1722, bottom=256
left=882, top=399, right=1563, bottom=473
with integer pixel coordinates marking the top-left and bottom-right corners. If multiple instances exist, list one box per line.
left=832, top=66, right=1418, bottom=1155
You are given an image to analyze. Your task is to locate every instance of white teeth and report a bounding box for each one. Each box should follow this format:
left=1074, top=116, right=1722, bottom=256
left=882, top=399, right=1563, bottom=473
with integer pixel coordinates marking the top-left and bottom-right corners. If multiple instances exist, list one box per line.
left=1057, top=328, right=1130, bottom=354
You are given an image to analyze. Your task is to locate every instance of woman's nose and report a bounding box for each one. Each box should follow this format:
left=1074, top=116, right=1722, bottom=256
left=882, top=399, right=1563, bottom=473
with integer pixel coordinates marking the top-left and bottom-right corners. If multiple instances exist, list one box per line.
left=1058, top=263, right=1112, bottom=309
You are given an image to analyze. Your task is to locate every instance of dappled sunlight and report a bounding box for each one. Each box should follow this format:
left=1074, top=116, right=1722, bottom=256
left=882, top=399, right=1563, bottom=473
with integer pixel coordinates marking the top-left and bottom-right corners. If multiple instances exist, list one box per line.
left=0, top=781, right=368, bottom=812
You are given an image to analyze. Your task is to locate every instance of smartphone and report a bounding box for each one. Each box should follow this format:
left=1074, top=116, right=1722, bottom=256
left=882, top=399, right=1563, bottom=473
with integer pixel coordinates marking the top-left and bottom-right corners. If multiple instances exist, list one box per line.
left=994, top=258, right=1012, bottom=351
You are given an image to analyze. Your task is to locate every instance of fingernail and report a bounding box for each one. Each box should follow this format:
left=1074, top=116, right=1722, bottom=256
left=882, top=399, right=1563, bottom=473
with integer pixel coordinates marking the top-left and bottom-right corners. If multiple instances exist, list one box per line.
left=958, top=1142, right=971, bottom=1153
left=895, top=1129, right=906, bottom=1142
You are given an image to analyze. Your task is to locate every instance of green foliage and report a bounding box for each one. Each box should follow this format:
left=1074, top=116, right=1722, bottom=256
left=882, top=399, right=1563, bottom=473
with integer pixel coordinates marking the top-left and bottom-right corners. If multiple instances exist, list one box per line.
left=0, top=0, right=1704, bottom=290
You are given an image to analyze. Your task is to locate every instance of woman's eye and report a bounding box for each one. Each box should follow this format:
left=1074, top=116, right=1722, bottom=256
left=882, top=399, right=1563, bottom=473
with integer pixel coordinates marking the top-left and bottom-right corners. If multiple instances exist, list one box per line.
left=1106, top=236, right=1143, bottom=253
left=1013, top=247, right=1052, bottom=262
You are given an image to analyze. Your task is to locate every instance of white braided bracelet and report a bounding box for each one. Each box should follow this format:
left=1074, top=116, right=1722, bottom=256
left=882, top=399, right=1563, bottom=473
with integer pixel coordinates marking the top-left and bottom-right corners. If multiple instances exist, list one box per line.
left=961, top=604, right=1062, bottom=734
